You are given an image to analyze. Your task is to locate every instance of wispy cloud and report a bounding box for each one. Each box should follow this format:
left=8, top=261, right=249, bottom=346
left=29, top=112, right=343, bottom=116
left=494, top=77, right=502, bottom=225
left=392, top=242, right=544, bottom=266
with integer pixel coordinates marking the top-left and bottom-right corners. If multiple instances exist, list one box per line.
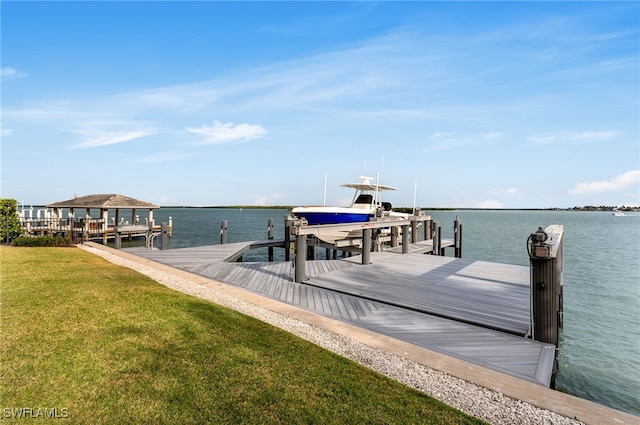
left=1, top=67, right=27, bottom=81
left=70, top=128, right=156, bottom=149
left=529, top=130, right=617, bottom=145
left=186, top=120, right=267, bottom=145
left=569, top=170, right=640, bottom=195
left=1, top=127, right=13, bottom=137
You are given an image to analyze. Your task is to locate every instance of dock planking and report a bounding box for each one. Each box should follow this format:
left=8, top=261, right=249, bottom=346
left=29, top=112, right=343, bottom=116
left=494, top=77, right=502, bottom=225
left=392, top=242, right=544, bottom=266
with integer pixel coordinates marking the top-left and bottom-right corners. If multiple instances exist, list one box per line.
left=124, top=242, right=555, bottom=386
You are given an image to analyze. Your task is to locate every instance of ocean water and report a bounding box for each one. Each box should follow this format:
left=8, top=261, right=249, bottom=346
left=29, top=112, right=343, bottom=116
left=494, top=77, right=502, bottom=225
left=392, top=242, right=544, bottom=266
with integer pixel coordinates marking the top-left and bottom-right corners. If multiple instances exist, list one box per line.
left=139, top=208, right=640, bottom=416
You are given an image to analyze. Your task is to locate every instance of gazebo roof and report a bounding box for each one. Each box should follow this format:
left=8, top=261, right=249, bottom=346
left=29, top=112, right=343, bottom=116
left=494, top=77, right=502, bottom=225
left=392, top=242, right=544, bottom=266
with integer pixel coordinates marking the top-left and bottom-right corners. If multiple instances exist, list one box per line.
left=47, top=194, right=159, bottom=209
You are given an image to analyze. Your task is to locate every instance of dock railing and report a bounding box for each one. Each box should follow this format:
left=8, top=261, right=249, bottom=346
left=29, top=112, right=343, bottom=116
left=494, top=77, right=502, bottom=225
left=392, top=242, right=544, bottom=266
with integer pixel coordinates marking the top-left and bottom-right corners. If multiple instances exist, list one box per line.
left=20, top=217, right=107, bottom=241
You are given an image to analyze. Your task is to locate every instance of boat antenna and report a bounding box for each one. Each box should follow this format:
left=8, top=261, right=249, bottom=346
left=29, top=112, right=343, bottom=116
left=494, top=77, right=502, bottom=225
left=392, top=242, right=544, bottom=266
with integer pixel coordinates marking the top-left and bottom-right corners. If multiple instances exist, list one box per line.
left=413, top=180, right=418, bottom=212
left=323, top=173, right=327, bottom=206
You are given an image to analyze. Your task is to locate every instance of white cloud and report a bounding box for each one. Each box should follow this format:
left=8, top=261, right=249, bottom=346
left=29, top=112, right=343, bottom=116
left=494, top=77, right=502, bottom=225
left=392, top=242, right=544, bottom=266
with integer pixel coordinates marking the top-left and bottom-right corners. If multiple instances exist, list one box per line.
left=187, top=120, right=267, bottom=145
left=1, top=127, right=13, bottom=137
left=1, top=67, right=27, bottom=81
left=569, top=170, right=640, bottom=195
left=529, top=130, right=617, bottom=145
left=70, top=128, right=156, bottom=149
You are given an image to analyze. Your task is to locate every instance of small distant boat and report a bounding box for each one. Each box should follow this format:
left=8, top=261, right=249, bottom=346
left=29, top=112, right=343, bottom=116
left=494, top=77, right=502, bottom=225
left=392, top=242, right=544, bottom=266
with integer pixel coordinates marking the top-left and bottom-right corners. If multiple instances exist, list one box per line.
left=291, top=175, right=407, bottom=225
left=612, top=210, right=625, bottom=216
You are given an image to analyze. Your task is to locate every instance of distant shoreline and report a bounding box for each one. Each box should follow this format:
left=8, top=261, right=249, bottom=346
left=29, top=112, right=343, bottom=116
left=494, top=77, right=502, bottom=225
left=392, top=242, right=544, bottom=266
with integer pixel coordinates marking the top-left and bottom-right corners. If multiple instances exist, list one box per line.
left=17, top=204, right=640, bottom=212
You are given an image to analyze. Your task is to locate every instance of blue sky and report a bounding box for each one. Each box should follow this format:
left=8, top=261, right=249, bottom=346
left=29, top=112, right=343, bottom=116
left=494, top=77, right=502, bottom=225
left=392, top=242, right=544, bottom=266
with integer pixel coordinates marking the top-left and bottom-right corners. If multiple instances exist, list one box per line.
left=2, top=1, right=638, bottom=208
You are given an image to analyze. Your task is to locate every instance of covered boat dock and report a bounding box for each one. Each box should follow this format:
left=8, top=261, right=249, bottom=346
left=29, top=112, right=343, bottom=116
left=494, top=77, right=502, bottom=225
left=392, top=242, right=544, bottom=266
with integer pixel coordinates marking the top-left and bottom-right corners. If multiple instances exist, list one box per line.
left=20, top=194, right=164, bottom=243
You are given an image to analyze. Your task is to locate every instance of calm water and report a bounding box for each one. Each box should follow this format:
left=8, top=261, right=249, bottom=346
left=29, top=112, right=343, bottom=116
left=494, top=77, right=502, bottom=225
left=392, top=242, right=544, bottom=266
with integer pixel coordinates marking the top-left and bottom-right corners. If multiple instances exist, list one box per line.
left=140, top=208, right=640, bottom=415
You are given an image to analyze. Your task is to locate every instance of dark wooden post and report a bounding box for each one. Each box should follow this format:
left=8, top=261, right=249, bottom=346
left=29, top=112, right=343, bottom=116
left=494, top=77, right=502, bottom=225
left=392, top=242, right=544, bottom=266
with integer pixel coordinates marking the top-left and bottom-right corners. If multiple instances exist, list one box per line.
left=454, top=217, right=462, bottom=258
left=220, top=220, right=228, bottom=244
left=528, top=225, right=564, bottom=348
left=267, top=218, right=274, bottom=262
left=284, top=217, right=292, bottom=261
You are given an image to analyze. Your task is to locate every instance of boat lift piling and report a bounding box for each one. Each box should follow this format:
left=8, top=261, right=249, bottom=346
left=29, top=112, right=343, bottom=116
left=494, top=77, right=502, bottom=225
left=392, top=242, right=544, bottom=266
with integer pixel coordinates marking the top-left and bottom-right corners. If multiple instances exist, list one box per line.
left=220, top=220, right=228, bottom=244
left=527, top=225, right=564, bottom=387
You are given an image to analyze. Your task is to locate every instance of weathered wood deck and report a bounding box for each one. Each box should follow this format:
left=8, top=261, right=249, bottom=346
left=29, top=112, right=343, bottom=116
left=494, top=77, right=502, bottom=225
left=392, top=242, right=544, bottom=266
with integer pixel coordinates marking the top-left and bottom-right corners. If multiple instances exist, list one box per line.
left=124, top=243, right=555, bottom=386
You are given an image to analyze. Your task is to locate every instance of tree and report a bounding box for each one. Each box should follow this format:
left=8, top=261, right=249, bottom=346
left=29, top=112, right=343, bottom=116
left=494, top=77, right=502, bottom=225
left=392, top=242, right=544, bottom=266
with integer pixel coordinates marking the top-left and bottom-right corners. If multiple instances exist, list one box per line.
left=0, top=198, right=24, bottom=243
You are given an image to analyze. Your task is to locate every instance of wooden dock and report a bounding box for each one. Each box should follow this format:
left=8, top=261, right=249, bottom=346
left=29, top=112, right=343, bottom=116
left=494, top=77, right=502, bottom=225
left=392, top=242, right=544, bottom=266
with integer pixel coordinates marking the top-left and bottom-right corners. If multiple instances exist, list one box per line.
left=124, top=242, right=556, bottom=387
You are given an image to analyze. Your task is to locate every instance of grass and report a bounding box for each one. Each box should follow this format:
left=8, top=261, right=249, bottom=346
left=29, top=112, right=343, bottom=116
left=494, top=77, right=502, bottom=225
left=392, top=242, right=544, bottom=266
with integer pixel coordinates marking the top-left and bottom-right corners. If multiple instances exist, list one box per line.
left=0, top=246, right=486, bottom=424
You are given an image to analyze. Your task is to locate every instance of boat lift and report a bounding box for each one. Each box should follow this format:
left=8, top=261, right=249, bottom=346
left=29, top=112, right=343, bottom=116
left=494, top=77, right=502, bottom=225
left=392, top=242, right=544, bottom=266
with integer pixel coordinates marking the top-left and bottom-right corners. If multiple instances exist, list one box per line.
left=289, top=214, right=436, bottom=283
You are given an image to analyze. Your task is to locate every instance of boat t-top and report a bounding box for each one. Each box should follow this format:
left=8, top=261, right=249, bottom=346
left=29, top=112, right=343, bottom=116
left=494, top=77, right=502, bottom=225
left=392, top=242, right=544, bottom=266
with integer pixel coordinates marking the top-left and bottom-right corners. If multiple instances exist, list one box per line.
left=291, top=175, right=404, bottom=225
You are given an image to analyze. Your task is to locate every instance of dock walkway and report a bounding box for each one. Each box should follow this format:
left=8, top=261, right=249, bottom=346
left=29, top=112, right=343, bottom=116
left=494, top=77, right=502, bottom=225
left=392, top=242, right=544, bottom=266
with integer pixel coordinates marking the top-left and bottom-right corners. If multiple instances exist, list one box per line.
left=124, top=242, right=555, bottom=387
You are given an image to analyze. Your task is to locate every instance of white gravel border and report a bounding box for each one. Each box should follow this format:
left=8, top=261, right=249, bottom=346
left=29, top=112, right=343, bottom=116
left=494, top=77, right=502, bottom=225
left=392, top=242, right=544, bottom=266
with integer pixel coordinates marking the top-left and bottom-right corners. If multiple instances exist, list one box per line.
left=79, top=244, right=583, bottom=425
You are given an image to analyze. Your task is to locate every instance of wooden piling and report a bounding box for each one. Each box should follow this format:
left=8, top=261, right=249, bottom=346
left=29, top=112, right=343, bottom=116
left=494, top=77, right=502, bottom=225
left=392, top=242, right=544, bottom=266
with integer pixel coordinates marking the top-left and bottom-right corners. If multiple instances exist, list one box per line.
left=295, top=234, right=306, bottom=282
left=454, top=217, right=462, bottom=258
left=529, top=225, right=564, bottom=346
left=362, top=228, right=372, bottom=264
left=160, top=222, right=169, bottom=250
left=401, top=224, right=410, bottom=254
left=267, top=218, right=274, bottom=261
left=220, top=220, right=228, bottom=244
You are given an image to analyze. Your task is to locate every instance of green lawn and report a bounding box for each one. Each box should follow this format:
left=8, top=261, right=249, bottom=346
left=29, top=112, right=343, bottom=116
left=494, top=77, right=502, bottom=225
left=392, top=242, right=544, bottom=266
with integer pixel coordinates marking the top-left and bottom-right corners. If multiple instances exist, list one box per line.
left=0, top=246, right=486, bottom=424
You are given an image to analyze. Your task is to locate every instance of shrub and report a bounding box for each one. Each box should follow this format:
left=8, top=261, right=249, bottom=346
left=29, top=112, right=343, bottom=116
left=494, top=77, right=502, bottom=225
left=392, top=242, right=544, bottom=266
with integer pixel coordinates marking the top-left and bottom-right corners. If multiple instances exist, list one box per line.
left=0, top=198, right=23, bottom=243
left=12, top=236, right=75, bottom=247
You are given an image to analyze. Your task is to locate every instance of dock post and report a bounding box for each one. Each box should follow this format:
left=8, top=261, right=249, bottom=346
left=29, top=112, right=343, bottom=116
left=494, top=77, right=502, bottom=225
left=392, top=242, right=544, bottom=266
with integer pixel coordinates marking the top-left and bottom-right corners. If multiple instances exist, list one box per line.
left=401, top=224, right=410, bottom=254
left=411, top=217, right=418, bottom=243
left=391, top=226, right=399, bottom=247
left=424, top=218, right=432, bottom=241
left=220, top=220, right=228, bottom=244
left=114, top=226, right=121, bottom=249
left=362, top=228, right=372, bottom=264
left=295, top=234, right=306, bottom=282
left=432, top=222, right=441, bottom=255
left=528, top=225, right=564, bottom=347
left=160, top=222, right=169, bottom=250
left=267, top=218, right=274, bottom=262
left=454, top=217, right=462, bottom=258
left=284, top=217, right=292, bottom=261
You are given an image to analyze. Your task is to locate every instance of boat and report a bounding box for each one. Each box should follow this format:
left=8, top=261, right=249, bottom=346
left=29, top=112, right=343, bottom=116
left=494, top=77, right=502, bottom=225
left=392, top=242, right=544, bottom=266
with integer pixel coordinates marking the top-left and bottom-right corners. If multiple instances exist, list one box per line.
left=291, top=175, right=406, bottom=225
left=612, top=210, right=625, bottom=216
